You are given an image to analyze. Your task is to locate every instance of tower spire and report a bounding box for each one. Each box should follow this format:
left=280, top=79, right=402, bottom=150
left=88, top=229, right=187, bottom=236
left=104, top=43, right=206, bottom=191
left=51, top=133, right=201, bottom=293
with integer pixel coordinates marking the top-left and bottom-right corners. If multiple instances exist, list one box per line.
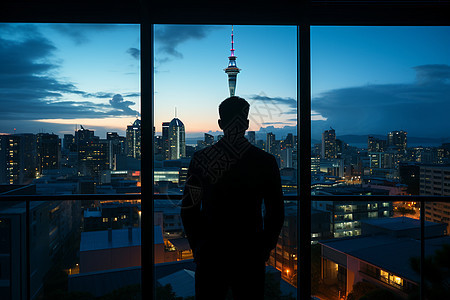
left=224, top=25, right=241, bottom=97
left=230, top=25, right=235, bottom=57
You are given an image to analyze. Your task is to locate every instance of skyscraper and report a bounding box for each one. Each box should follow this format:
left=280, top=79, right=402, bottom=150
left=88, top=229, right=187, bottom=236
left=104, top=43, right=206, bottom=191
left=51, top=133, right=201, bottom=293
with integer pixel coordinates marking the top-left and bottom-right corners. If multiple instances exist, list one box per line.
left=37, top=133, right=61, bottom=174
left=17, top=133, right=37, bottom=182
left=368, top=136, right=386, bottom=153
left=168, top=118, right=186, bottom=160
left=387, top=130, right=407, bottom=151
left=107, top=132, right=126, bottom=170
left=63, top=134, right=75, bottom=151
left=224, top=25, right=241, bottom=97
left=126, top=119, right=141, bottom=159
left=76, top=127, right=109, bottom=177
left=162, top=122, right=170, bottom=160
left=266, top=132, right=275, bottom=155
left=322, top=128, right=337, bottom=159
left=204, top=133, right=214, bottom=146
left=0, top=134, right=21, bottom=184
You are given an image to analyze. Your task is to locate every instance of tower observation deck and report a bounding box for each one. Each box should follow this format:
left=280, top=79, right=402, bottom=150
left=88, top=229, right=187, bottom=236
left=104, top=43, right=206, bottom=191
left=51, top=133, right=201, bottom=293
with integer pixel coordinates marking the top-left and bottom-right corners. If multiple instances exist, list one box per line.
left=224, top=25, right=241, bottom=97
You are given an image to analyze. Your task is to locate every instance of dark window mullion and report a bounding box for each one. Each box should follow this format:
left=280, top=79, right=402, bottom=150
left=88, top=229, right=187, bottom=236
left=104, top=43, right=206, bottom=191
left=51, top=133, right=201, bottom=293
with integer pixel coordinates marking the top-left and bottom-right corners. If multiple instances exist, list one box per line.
left=140, top=8, right=154, bottom=300
left=298, top=24, right=312, bottom=300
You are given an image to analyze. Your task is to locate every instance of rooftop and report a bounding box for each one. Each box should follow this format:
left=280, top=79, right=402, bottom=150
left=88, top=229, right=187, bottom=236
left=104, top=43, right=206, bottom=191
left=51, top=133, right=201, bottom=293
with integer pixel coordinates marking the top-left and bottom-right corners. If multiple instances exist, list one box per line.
left=321, top=235, right=450, bottom=282
left=80, top=226, right=163, bottom=252
left=362, top=216, right=439, bottom=231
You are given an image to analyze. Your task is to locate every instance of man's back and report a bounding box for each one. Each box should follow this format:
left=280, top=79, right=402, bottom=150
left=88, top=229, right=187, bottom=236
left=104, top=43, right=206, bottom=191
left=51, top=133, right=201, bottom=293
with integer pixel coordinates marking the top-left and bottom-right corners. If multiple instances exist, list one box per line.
left=181, top=135, right=283, bottom=261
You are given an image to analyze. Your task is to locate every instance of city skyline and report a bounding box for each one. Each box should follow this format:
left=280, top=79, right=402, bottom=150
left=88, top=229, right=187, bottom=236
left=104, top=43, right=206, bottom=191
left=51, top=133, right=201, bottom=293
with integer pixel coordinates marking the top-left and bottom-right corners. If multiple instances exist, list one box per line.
left=1, top=24, right=450, bottom=140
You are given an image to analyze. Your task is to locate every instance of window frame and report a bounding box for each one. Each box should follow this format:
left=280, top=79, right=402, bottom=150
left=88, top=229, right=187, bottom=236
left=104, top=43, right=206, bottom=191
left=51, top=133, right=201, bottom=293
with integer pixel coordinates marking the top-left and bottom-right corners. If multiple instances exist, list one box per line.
left=0, top=2, right=450, bottom=300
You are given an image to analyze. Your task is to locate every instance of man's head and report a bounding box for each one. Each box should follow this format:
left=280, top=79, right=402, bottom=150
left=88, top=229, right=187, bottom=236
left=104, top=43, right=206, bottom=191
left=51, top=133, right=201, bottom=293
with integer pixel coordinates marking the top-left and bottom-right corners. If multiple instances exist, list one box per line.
left=218, top=96, right=250, bottom=136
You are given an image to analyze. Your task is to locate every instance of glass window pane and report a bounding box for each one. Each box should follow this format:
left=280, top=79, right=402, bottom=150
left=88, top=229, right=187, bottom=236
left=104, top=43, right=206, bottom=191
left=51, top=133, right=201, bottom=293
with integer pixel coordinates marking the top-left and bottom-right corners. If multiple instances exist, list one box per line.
left=0, top=22, right=141, bottom=300
left=309, top=26, right=450, bottom=299
left=0, top=23, right=141, bottom=195
left=311, top=26, right=450, bottom=198
left=154, top=24, right=297, bottom=299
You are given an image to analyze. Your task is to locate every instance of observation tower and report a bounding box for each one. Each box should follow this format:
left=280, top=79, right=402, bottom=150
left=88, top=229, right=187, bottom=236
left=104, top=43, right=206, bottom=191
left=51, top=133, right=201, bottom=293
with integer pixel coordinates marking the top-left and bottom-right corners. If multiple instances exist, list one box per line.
left=224, top=25, right=241, bottom=97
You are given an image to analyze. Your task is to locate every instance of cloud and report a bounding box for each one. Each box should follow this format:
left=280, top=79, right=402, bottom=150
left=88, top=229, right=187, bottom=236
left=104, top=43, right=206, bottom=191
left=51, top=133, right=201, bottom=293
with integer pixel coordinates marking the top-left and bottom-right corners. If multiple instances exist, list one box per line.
left=413, top=64, right=450, bottom=84
left=83, top=92, right=115, bottom=99
left=50, top=24, right=89, bottom=44
left=109, top=94, right=140, bottom=116
left=311, top=64, right=450, bottom=139
left=154, top=25, right=218, bottom=61
left=249, top=94, right=297, bottom=112
left=127, top=47, right=140, bottom=60
left=0, top=32, right=139, bottom=121
left=49, top=24, right=124, bottom=45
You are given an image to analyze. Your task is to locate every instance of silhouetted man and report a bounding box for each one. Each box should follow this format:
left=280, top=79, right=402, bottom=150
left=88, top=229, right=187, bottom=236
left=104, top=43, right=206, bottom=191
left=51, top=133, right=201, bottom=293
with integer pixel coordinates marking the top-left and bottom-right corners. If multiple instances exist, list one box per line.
left=181, top=96, right=284, bottom=299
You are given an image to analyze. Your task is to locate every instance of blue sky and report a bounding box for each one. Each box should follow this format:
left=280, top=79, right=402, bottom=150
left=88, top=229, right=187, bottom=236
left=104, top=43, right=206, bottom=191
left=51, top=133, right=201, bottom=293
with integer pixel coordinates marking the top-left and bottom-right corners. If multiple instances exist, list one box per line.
left=0, top=23, right=140, bottom=138
left=1, top=24, right=449, bottom=141
left=154, top=25, right=297, bottom=135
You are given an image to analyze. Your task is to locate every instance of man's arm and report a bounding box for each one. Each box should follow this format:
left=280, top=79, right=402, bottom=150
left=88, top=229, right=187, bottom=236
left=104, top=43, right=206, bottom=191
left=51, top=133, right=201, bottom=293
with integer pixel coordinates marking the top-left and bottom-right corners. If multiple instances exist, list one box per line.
left=262, top=155, right=284, bottom=261
left=180, top=155, right=203, bottom=255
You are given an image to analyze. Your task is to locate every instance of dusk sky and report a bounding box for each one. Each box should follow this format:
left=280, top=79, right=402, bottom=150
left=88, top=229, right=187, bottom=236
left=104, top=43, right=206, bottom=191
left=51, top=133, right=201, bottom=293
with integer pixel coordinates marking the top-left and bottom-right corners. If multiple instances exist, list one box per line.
left=1, top=24, right=449, bottom=141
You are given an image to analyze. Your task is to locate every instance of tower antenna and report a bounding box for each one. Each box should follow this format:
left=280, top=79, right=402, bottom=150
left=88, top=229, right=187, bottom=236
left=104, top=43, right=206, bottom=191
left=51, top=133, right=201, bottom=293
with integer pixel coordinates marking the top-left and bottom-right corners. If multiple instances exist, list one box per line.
left=230, top=25, right=235, bottom=57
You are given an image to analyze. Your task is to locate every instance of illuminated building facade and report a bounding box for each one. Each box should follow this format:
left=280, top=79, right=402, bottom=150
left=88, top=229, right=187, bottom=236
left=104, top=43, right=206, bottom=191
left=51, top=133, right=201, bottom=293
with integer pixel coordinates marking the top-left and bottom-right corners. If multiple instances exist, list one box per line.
left=421, top=165, right=450, bottom=233
left=168, top=118, right=185, bottom=160
left=126, top=119, right=141, bottom=159
left=0, top=135, right=21, bottom=184
left=368, top=136, right=386, bottom=153
left=387, top=130, right=407, bottom=152
left=162, top=122, right=170, bottom=160
left=322, top=128, right=337, bottom=159
left=312, top=187, right=392, bottom=238
left=76, top=127, right=109, bottom=177
left=320, top=217, right=447, bottom=299
left=37, top=133, right=61, bottom=174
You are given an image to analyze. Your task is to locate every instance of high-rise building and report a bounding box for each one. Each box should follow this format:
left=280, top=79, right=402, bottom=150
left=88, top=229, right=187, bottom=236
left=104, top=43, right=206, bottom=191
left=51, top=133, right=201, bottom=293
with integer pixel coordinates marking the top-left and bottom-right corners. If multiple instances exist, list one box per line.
left=266, top=132, right=275, bottom=155
left=322, top=128, right=337, bottom=159
left=280, top=147, right=293, bottom=169
left=106, top=132, right=126, bottom=170
left=387, top=130, right=407, bottom=151
left=75, top=125, right=95, bottom=143
left=0, top=134, right=21, bottom=184
left=17, top=134, right=37, bottom=182
left=224, top=26, right=241, bottom=97
left=162, top=122, right=170, bottom=160
left=37, top=133, right=61, bottom=174
left=204, top=133, right=214, bottom=146
left=421, top=165, right=450, bottom=233
left=76, top=127, right=109, bottom=177
left=63, top=134, right=75, bottom=151
left=285, top=133, right=294, bottom=148
left=168, top=118, right=185, bottom=160
left=126, top=119, right=141, bottom=160
left=368, top=136, right=386, bottom=153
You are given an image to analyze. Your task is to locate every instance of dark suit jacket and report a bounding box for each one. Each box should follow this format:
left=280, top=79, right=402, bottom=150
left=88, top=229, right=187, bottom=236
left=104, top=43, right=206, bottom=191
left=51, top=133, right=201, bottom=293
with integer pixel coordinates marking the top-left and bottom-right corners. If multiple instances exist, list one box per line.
left=181, top=136, right=284, bottom=262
